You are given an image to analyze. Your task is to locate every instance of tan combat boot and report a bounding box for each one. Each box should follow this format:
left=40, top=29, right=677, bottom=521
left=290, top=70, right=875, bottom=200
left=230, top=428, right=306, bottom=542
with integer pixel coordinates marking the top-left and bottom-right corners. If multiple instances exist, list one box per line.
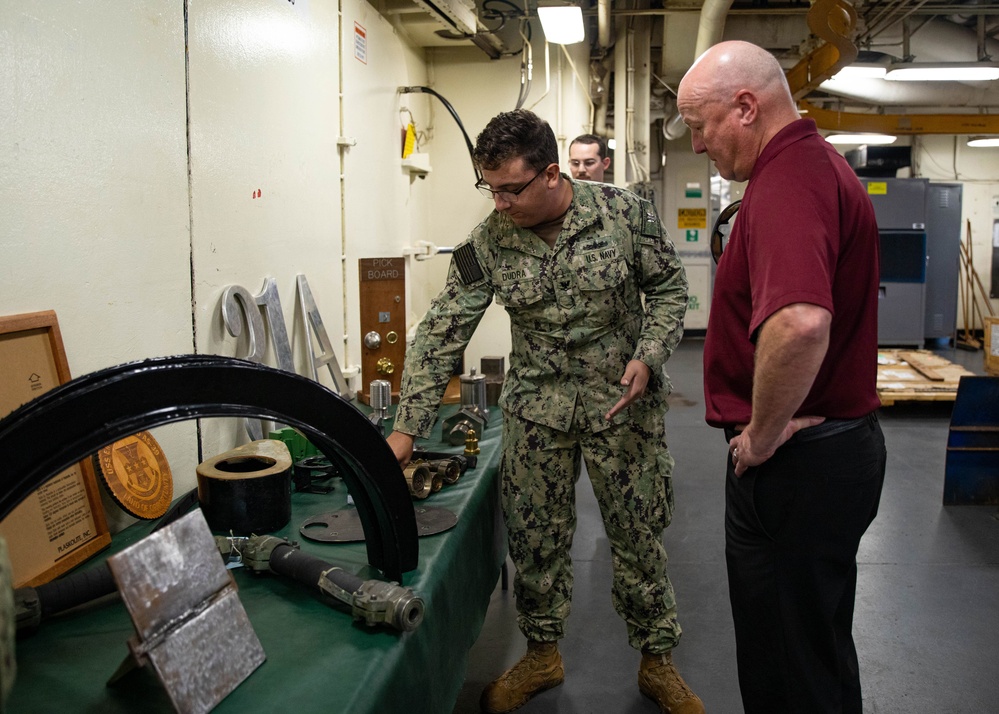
left=638, top=650, right=705, bottom=714
left=480, top=640, right=564, bottom=713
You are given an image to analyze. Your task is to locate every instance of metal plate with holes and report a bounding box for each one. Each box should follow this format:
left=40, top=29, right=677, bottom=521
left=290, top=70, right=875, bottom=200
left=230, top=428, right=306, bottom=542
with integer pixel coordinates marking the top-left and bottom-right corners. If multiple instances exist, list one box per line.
left=300, top=506, right=458, bottom=543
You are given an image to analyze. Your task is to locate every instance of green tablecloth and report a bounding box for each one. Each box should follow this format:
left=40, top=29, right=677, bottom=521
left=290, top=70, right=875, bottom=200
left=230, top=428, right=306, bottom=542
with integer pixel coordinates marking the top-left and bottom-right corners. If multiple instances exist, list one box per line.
left=8, top=409, right=505, bottom=713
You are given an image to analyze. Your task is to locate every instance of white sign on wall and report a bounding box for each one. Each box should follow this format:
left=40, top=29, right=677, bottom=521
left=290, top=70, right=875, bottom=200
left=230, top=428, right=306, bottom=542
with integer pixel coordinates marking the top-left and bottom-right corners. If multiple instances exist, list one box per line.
left=354, top=22, right=367, bottom=64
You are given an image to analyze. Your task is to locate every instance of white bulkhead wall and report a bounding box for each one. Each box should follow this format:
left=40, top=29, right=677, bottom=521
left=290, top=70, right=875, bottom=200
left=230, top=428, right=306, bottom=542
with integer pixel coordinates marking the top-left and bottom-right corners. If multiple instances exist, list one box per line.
left=189, top=0, right=348, bottom=465
left=0, top=3, right=194, bottom=530
left=0, top=0, right=434, bottom=530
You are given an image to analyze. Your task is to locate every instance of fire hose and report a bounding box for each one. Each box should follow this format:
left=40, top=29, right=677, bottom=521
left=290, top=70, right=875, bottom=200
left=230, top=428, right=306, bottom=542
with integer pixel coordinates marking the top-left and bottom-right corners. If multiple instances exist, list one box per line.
left=219, top=535, right=425, bottom=632
left=14, top=488, right=201, bottom=633
left=15, top=514, right=424, bottom=634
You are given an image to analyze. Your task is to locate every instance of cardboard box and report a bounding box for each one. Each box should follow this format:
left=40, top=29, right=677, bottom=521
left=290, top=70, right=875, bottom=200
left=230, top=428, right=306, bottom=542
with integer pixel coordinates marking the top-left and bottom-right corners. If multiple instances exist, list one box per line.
left=986, top=317, right=999, bottom=376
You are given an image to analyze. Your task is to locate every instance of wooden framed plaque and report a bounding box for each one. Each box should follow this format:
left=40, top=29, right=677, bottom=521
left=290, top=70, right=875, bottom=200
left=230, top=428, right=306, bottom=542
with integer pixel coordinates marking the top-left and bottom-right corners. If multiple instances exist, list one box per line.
left=0, top=310, right=112, bottom=587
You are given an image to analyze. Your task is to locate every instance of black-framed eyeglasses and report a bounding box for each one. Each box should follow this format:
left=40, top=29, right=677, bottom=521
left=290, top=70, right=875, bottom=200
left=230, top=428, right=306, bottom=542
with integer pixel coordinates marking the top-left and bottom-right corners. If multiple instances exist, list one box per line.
left=475, top=166, right=547, bottom=202
left=711, top=199, right=741, bottom=264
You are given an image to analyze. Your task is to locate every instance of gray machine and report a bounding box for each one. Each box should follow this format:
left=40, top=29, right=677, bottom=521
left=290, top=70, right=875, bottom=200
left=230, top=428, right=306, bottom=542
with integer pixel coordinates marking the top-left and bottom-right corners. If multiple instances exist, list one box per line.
left=924, top=183, right=963, bottom=342
left=860, top=178, right=962, bottom=347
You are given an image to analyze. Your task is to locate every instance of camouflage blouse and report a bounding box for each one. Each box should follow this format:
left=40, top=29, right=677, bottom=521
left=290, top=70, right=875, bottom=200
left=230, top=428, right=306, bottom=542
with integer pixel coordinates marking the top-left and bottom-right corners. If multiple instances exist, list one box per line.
left=394, top=178, right=688, bottom=438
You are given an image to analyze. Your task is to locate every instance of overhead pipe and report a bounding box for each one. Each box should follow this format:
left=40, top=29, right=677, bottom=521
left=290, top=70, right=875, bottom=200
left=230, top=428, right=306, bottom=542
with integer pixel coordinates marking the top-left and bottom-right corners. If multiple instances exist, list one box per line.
left=593, top=0, right=612, bottom=141
left=663, top=110, right=688, bottom=141
left=592, top=54, right=613, bottom=139
left=597, top=0, right=611, bottom=51
left=694, top=0, right=736, bottom=59
left=657, top=0, right=734, bottom=141
left=626, top=18, right=652, bottom=184
left=614, top=21, right=627, bottom=182
left=978, top=14, right=991, bottom=61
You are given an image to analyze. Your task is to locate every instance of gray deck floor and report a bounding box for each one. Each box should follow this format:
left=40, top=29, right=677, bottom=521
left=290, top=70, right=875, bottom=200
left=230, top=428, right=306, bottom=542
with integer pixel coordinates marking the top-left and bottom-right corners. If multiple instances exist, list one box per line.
left=454, top=338, right=999, bottom=714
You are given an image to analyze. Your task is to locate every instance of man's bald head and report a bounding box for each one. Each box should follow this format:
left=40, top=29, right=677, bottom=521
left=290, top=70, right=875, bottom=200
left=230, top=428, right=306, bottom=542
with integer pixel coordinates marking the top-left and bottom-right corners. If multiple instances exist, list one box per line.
left=684, top=41, right=793, bottom=107
left=677, top=41, right=800, bottom=181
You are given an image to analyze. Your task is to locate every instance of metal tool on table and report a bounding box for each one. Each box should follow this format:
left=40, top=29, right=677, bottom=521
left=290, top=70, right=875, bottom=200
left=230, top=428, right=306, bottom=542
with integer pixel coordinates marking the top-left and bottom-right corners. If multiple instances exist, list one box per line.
left=442, top=368, right=490, bottom=445
left=460, top=368, right=488, bottom=415
left=300, top=504, right=458, bottom=543
left=217, top=534, right=424, bottom=632
left=293, top=454, right=338, bottom=494
left=106, top=510, right=265, bottom=714
left=404, top=460, right=433, bottom=499
left=404, top=453, right=470, bottom=497
left=464, top=428, right=480, bottom=456
left=196, top=439, right=293, bottom=535
left=412, top=449, right=474, bottom=473
left=442, top=405, right=487, bottom=446
left=427, top=457, right=462, bottom=489
left=480, top=356, right=506, bottom=407
left=368, top=379, right=392, bottom=436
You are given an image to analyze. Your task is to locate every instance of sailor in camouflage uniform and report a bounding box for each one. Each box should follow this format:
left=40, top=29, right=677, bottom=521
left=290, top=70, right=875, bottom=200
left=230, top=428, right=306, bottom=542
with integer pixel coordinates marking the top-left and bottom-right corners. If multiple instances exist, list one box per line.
left=387, top=110, right=703, bottom=714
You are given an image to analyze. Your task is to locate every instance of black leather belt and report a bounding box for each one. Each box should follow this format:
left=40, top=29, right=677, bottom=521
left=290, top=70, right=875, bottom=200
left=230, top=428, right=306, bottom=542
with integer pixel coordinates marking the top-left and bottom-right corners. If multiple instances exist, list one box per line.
left=724, top=413, right=875, bottom=444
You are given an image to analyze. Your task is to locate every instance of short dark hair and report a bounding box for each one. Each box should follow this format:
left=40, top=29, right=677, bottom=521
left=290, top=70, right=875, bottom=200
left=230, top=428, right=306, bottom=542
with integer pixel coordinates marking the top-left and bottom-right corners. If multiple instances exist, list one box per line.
left=473, top=110, right=559, bottom=173
left=570, top=134, right=607, bottom=160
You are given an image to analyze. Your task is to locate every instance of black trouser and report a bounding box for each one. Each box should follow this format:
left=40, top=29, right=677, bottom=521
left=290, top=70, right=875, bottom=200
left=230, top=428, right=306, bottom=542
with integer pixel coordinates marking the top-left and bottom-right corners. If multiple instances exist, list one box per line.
left=724, top=413, right=886, bottom=714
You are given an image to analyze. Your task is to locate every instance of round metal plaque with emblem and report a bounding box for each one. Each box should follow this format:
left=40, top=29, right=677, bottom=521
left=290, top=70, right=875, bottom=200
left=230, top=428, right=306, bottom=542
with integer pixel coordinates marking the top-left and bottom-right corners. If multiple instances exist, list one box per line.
left=95, top=431, right=173, bottom=520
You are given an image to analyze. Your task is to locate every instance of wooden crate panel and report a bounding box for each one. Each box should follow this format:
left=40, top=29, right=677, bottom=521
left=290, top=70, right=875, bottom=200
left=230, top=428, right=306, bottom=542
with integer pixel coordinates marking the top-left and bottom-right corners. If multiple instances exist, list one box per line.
left=986, top=318, right=999, bottom=377
left=877, top=349, right=975, bottom=406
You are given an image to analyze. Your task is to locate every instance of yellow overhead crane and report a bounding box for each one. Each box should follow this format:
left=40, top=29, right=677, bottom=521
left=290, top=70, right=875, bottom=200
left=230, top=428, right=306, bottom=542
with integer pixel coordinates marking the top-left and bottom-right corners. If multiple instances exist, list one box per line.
left=784, top=0, right=999, bottom=135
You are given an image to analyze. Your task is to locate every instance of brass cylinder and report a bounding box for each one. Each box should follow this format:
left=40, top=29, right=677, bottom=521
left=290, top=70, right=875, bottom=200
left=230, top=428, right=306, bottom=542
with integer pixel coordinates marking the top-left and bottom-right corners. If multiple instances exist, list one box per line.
left=403, top=460, right=432, bottom=499
left=428, top=458, right=462, bottom=486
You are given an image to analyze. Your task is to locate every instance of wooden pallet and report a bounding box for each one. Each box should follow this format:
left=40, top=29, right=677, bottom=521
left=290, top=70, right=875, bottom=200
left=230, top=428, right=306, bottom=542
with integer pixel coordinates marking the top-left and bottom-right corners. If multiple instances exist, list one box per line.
left=877, top=349, right=975, bottom=406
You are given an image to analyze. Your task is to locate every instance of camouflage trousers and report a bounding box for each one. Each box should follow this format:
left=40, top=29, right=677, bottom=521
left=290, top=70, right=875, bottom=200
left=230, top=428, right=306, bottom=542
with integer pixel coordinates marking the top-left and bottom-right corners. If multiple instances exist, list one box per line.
left=500, top=406, right=682, bottom=653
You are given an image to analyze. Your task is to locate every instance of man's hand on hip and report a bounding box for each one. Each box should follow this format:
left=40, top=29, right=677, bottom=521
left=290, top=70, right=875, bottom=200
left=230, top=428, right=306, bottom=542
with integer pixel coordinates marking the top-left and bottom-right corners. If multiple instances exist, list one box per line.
left=728, top=415, right=826, bottom=476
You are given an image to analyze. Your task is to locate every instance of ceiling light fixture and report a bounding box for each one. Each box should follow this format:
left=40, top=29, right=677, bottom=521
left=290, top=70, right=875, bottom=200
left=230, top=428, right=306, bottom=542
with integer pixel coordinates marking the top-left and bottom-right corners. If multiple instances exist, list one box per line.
left=829, top=64, right=888, bottom=80
left=825, top=51, right=894, bottom=82
left=825, top=133, right=897, bottom=145
left=885, top=61, right=999, bottom=81
left=967, top=136, right=999, bottom=147
left=537, top=4, right=585, bottom=45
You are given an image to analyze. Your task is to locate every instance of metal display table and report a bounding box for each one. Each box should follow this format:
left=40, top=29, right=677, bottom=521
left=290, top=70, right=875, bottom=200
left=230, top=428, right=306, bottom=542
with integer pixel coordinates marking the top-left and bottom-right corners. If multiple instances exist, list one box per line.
left=8, top=410, right=504, bottom=713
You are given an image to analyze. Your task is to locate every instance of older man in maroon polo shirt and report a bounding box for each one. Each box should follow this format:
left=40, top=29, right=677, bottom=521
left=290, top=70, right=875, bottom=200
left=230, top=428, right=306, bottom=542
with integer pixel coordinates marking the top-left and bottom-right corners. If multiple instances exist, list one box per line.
left=678, top=41, right=887, bottom=714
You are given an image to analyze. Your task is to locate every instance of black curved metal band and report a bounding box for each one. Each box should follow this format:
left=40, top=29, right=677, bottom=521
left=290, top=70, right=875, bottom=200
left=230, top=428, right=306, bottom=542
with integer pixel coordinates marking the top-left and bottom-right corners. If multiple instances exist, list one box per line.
left=0, top=355, right=417, bottom=582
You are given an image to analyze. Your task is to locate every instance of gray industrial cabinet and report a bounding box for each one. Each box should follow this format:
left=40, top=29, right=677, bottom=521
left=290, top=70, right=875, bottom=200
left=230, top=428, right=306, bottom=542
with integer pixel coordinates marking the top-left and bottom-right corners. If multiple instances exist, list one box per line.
left=861, top=178, right=961, bottom=348
left=924, top=183, right=962, bottom=341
